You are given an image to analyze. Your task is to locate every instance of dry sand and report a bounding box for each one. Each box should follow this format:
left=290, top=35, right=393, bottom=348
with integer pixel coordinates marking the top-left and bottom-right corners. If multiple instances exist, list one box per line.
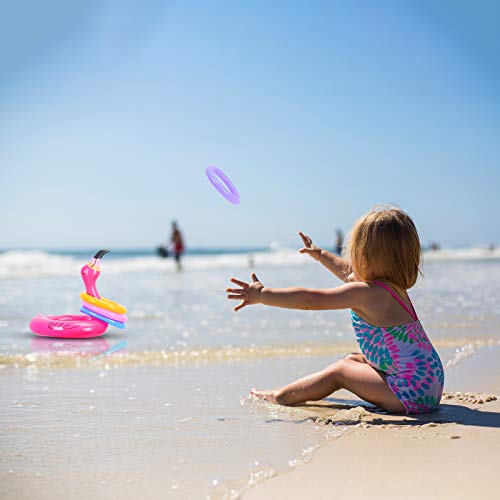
left=245, top=392, right=500, bottom=500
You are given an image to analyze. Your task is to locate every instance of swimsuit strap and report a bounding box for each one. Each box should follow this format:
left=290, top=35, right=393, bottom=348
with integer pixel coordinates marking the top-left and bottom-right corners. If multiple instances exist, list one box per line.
left=372, top=280, right=418, bottom=321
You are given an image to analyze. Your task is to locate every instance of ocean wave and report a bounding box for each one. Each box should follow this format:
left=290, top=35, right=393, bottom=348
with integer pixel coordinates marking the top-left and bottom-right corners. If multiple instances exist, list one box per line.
left=0, top=249, right=308, bottom=279
left=0, top=251, right=80, bottom=279
left=423, top=247, right=500, bottom=261
left=1, top=247, right=499, bottom=279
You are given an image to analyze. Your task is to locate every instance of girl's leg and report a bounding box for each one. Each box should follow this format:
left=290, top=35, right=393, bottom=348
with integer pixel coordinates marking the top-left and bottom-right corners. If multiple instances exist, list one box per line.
left=250, top=353, right=405, bottom=413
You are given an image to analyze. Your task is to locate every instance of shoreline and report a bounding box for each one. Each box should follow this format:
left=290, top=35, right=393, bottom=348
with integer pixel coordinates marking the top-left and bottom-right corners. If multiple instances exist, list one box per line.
left=1, top=337, right=498, bottom=369
left=244, top=393, right=500, bottom=500
left=244, top=345, right=500, bottom=500
left=1, top=345, right=499, bottom=499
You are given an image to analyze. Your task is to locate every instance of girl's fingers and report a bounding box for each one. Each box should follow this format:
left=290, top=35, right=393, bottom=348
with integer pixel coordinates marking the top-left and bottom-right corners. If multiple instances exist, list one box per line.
left=230, top=278, right=249, bottom=288
left=227, top=294, right=246, bottom=300
left=299, top=247, right=310, bottom=254
left=234, top=300, right=247, bottom=312
left=299, top=232, right=312, bottom=248
left=226, top=288, right=244, bottom=293
left=251, top=272, right=260, bottom=283
left=298, top=231, right=309, bottom=246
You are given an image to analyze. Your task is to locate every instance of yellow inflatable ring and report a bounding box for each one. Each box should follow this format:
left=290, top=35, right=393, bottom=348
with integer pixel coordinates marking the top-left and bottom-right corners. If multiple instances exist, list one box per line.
left=80, top=292, right=127, bottom=315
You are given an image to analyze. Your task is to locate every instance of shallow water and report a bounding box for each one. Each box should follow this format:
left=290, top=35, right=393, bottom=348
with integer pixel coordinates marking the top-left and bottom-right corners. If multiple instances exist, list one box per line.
left=1, top=251, right=499, bottom=498
left=2, top=252, right=500, bottom=355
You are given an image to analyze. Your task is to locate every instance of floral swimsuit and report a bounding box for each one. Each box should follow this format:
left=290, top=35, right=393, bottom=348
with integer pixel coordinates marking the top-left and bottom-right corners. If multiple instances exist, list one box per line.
left=351, top=281, right=444, bottom=414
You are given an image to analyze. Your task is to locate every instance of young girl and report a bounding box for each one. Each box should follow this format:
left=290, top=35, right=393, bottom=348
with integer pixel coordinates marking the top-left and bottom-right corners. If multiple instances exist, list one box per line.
left=226, top=207, right=444, bottom=414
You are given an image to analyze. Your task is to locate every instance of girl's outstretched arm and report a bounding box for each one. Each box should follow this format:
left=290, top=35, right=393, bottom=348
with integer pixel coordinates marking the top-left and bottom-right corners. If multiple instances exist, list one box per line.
left=227, top=273, right=367, bottom=312
left=298, top=232, right=353, bottom=282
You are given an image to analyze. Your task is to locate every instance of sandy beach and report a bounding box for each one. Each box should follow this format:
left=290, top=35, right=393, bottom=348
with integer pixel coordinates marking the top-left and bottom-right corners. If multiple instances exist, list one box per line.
left=246, top=347, right=500, bottom=500
left=246, top=397, right=500, bottom=500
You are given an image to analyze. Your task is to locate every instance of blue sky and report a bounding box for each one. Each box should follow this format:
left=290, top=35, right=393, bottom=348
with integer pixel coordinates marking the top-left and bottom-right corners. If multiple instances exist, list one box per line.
left=1, top=0, right=499, bottom=249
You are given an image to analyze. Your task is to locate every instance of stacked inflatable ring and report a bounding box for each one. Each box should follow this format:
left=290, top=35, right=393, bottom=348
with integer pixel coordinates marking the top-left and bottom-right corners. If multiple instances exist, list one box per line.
left=29, top=250, right=127, bottom=339
left=79, top=250, right=128, bottom=329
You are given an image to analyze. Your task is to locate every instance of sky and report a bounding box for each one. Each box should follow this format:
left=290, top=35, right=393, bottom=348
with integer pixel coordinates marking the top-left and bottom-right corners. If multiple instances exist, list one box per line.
left=1, top=0, right=499, bottom=249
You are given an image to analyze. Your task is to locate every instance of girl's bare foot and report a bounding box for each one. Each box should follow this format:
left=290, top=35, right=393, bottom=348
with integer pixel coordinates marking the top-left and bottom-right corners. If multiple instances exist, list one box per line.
left=250, top=388, right=280, bottom=404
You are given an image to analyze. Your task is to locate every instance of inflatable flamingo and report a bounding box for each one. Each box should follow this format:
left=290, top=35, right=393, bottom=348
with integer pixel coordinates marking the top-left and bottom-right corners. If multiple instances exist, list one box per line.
left=29, top=250, right=127, bottom=338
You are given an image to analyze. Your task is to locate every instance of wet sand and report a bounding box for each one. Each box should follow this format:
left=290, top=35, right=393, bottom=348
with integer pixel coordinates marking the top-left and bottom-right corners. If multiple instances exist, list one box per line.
left=246, top=347, right=500, bottom=500
left=1, top=348, right=499, bottom=500
left=246, top=398, right=500, bottom=500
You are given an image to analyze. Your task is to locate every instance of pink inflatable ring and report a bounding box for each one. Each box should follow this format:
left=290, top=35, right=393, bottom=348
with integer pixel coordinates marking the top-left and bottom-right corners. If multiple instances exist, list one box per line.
left=29, top=314, right=108, bottom=339
left=29, top=249, right=127, bottom=339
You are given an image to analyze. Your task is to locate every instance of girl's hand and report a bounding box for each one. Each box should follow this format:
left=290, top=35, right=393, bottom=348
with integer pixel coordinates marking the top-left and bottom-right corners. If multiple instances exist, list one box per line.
left=298, top=231, right=322, bottom=261
left=227, top=273, right=264, bottom=312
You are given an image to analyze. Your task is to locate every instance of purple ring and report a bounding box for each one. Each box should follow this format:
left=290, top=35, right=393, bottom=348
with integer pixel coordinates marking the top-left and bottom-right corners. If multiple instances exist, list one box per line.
left=205, top=166, right=240, bottom=205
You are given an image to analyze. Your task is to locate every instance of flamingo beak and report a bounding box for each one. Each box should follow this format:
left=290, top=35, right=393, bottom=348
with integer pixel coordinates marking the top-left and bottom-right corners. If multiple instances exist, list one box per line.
left=93, top=249, right=110, bottom=259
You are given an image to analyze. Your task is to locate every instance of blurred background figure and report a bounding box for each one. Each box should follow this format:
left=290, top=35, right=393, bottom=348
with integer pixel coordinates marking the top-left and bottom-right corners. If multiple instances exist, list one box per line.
left=248, top=253, right=255, bottom=268
left=171, top=221, right=185, bottom=271
left=156, top=243, right=169, bottom=259
left=335, top=229, right=344, bottom=255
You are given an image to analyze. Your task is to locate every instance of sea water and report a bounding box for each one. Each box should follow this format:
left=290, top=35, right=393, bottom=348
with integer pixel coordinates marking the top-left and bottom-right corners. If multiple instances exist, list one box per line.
left=1, top=249, right=499, bottom=499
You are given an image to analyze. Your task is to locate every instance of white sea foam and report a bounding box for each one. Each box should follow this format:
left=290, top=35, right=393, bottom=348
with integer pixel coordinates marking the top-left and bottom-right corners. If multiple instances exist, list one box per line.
left=1, top=247, right=499, bottom=279
left=423, top=247, right=500, bottom=261
left=0, top=249, right=307, bottom=279
left=0, top=251, right=80, bottom=279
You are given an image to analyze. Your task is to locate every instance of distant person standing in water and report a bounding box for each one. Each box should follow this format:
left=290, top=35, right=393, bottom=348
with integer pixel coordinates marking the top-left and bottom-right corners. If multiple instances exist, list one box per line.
left=171, top=221, right=185, bottom=271
left=335, top=229, right=344, bottom=255
left=429, top=242, right=441, bottom=251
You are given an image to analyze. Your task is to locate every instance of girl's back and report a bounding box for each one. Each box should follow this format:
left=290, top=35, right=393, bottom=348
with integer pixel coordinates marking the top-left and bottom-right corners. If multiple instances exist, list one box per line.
left=352, top=280, right=444, bottom=414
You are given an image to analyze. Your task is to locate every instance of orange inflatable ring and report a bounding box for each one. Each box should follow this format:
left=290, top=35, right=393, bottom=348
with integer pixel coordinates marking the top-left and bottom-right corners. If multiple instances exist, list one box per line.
left=80, top=292, right=127, bottom=315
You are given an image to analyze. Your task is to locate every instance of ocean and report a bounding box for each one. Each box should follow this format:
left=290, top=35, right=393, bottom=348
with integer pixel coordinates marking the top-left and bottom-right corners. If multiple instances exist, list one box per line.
left=1, top=247, right=500, bottom=499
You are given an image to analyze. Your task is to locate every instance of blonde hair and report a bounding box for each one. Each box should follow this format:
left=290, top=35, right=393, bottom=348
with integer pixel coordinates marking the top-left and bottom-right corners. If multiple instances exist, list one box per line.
left=348, top=206, right=422, bottom=290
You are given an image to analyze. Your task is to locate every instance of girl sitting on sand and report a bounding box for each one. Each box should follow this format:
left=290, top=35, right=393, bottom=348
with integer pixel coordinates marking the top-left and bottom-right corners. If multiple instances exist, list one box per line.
left=226, top=207, right=444, bottom=414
